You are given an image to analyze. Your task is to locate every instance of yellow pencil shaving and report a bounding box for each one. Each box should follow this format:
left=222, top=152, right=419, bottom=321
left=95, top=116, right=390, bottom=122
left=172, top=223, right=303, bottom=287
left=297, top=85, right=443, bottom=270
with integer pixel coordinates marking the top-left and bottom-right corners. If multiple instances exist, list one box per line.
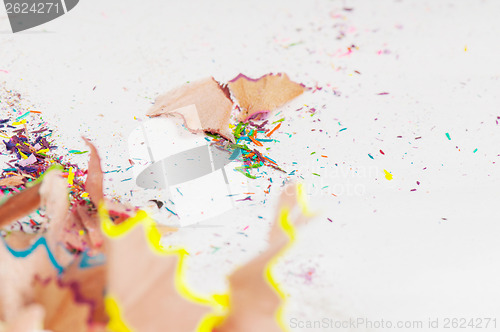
left=206, top=184, right=312, bottom=332
left=100, top=182, right=311, bottom=332
left=99, top=205, right=227, bottom=332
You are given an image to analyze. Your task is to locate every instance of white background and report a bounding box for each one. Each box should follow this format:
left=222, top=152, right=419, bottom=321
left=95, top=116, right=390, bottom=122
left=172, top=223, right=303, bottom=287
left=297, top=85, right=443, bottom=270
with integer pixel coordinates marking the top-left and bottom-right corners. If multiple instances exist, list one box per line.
left=1, top=1, right=500, bottom=331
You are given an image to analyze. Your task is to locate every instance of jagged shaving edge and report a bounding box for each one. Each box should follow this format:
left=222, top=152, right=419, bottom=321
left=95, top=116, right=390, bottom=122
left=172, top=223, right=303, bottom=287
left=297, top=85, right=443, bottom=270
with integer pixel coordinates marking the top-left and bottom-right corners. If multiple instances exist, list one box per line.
left=98, top=183, right=313, bottom=332
left=99, top=207, right=227, bottom=332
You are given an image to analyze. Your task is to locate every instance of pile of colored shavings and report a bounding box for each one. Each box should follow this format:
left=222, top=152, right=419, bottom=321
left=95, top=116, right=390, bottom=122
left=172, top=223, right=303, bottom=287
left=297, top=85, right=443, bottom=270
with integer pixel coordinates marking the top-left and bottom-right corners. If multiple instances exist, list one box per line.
left=206, top=119, right=285, bottom=179
left=0, top=104, right=93, bottom=233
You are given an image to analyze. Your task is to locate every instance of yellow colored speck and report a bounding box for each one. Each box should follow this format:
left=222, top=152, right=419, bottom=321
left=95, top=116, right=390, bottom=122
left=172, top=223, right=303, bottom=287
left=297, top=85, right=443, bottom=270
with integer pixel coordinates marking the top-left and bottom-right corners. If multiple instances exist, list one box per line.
left=68, top=167, right=75, bottom=186
left=12, top=119, right=27, bottom=126
left=384, top=169, right=393, bottom=181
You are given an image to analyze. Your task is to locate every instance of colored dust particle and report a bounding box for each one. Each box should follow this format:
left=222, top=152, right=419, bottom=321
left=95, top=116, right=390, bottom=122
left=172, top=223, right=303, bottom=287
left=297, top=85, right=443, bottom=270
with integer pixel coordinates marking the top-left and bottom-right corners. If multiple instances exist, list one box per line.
left=473, top=148, right=478, bottom=153
left=69, top=150, right=89, bottom=154
left=384, top=169, right=393, bottom=181
left=445, top=133, right=451, bottom=140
